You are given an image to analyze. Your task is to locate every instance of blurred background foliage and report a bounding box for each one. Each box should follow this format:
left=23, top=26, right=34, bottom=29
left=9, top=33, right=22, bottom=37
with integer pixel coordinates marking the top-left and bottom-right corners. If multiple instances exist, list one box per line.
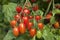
left=0, top=0, right=60, bottom=40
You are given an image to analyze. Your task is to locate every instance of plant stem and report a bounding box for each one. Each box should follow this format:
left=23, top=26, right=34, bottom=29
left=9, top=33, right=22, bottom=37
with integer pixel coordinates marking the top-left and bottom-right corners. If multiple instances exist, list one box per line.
left=44, top=0, right=52, bottom=16
left=53, top=0, right=55, bottom=10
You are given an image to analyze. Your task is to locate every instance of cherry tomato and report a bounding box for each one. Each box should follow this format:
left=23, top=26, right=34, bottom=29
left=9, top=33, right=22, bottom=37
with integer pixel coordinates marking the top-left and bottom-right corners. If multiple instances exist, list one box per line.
left=16, top=6, right=22, bottom=13
left=27, top=22, right=33, bottom=30
left=14, top=14, right=20, bottom=21
left=10, top=20, right=17, bottom=28
left=54, top=22, right=59, bottom=28
left=31, top=0, right=36, bottom=3
left=13, top=27, right=19, bottom=37
left=35, top=15, right=41, bottom=21
left=36, top=30, right=42, bottom=38
left=29, top=28, right=36, bottom=37
left=46, top=14, right=52, bottom=19
left=19, top=23, right=26, bottom=34
left=29, top=16, right=33, bottom=19
left=55, top=4, right=60, bottom=9
left=23, top=8, right=30, bottom=14
left=32, top=5, right=39, bottom=11
left=38, top=23, right=44, bottom=30
left=23, top=16, right=29, bottom=26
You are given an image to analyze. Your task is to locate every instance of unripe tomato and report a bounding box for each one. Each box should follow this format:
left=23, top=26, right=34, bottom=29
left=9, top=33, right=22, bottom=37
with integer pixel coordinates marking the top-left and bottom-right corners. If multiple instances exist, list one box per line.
left=54, top=22, right=59, bottom=28
left=32, top=5, right=39, bottom=11
left=27, top=22, right=33, bottom=30
left=35, top=15, right=41, bottom=21
left=23, top=16, right=29, bottom=26
left=38, top=23, right=44, bottom=30
left=30, top=28, right=36, bottom=37
left=19, top=23, right=26, bottom=34
left=46, top=14, right=52, bottom=19
left=16, top=6, right=22, bottom=13
left=36, top=30, right=42, bottom=38
left=23, top=8, right=30, bottom=15
left=14, top=14, right=20, bottom=21
left=10, top=20, right=17, bottom=28
left=13, top=27, right=19, bottom=37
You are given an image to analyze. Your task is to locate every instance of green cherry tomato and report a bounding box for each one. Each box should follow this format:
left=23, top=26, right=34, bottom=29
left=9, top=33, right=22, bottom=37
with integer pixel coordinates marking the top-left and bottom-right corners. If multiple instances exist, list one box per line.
left=36, top=30, right=42, bottom=38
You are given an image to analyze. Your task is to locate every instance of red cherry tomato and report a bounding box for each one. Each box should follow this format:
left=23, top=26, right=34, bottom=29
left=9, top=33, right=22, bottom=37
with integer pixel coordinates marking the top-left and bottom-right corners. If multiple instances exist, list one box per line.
left=30, top=28, right=36, bottom=37
left=14, top=14, right=20, bottom=21
left=19, top=23, right=26, bottom=34
left=35, top=15, right=41, bottom=21
left=46, top=14, right=52, bottom=19
left=23, top=8, right=30, bottom=14
left=10, top=20, right=17, bottom=28
left=38, top=23, right=44, bottom=30
left=29, top=16, right=33, bottom=19
left=54, top=22, right=59, bottom=28
left=32, top=5, right=39, bottom=11
left=31, top=0, right=36, bottom=3
left=13, top=27, right=19, bottom=37
left=23, top=16, right=29, bottom=26
left=16, top=6, right=22, bottom=13
left=27, top=22, right=33, bottom=30
left=55, top=4, right=60, bottom=9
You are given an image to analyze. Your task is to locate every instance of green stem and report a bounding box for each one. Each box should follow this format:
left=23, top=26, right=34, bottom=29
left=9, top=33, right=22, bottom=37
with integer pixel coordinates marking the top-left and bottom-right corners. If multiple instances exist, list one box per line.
left=44, top=0, right=52, bottom=16
left=53, top=0, right=55, bottom=10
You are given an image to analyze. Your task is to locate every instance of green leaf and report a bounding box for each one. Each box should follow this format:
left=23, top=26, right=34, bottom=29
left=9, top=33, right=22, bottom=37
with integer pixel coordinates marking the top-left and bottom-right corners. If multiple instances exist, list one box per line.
left=52, top=9, right=60, bottom=16
left=3, top=30, right=16, bottom=40
left=36, top=10, right=44, bottom=16
left=42, top=25, right=55, bottom=40
left=55, top=36, right=60, bottom=40
left=32, top=36, right=36, bottom=40
left=50, top=16, right=56, bottom=24
left=3, top=3, right=17, bottom=22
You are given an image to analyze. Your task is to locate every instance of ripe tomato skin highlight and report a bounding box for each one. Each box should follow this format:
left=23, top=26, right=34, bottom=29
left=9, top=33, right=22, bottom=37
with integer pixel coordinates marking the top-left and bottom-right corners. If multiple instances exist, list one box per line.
left=23, top=8, right=30, bottom=15
left=27, top=22, right=33, bottom=30
left=35, top=15, right=41, bottom=21
left=29, top=28, right=36, bottom=37
left=23, top=16, right=29, bottom=27
left=13, top=27, right=19, bottom=37
left=14, top=14, right=20, bottom=21
left=19, top=23, right=26, bottom=34
left=38, top=23, right=44, bottom=30
left=16, top=6, right=22, bottom=13
left=54, top=22, right=59, bottom=28
left=32, top=5, right=39, bottom=11
left=10, top=20, right=17, bottom=28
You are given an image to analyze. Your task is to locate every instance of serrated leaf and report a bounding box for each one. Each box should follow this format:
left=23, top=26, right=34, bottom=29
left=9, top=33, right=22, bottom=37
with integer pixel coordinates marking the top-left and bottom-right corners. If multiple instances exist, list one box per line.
left=3, top=3, right=17, bottom=22
left=55, top=36, right=60, bottom=40
left=3, top=30, right=16, bottom=40
left=42, top=25, right=55, bottom=40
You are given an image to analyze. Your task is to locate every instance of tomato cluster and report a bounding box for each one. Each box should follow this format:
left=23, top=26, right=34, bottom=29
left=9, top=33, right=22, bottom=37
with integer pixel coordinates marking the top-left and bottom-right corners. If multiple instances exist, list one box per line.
left=10, top=5, right=60, bottom=37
